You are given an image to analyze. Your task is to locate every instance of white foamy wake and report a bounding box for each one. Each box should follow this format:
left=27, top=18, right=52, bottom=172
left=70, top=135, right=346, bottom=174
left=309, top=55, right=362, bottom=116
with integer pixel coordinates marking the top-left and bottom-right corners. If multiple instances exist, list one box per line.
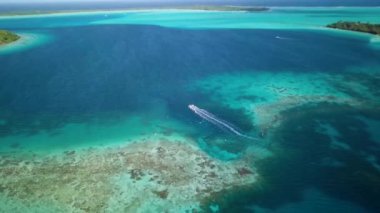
left=189, top=104, right=259, bottom=141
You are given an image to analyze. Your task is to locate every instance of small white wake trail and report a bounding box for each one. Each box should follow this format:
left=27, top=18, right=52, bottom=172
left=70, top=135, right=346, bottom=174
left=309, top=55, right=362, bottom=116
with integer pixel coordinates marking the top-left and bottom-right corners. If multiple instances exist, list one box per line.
left=275, top=36, right=294, bottom=40
left=188, top=104, right=259, bottom=141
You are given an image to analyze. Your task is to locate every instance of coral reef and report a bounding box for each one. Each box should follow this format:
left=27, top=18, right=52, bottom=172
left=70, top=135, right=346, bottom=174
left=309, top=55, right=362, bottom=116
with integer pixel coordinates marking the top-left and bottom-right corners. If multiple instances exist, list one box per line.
left=193, top=71, right=380, bottom=137
left=0, top=139, right=257, bottom=212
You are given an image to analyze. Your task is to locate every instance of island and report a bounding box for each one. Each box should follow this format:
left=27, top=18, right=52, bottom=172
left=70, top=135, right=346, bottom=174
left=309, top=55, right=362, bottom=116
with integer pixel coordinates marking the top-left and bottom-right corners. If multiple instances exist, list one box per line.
left=0, top=30, right=20, bottom=45
left=176, top=5, right=270, bottom=12
left=0, top=5, right=270, bottom=18
left=327, top=21, right=380, bottom=36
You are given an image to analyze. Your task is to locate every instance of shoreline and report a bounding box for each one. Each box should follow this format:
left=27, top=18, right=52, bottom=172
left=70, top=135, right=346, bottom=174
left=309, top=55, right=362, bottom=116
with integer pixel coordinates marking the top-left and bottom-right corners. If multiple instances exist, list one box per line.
left=0, top=9, right=242, bottom=20
left=0, top=30, right=19, bottom=45
left=327, top=21, right=380, bottom=36
left=0, top=6, right=378, bottom=19
left=0, top=32, right=51, bottom=55
left=0, top=6, right=269, bottom=18
left=0, top=32, right=26, bottom=51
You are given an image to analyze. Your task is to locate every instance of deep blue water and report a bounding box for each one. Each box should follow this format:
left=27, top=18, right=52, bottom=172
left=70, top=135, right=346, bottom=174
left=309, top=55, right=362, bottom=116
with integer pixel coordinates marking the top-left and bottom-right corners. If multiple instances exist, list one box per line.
left=0, top=21, right=380, bottom=212
left=1, top=25, right=380, bottom=137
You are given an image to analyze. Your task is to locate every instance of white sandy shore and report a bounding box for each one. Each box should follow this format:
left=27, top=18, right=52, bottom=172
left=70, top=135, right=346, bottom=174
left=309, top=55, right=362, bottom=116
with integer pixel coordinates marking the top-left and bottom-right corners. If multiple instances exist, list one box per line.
left=0, top=32, right=51, bottom=55
left=0, top=33, right=31, bottom=53
left=0, top=6, right=378, bottom=20
left=0, top=8, right=234, bottom=20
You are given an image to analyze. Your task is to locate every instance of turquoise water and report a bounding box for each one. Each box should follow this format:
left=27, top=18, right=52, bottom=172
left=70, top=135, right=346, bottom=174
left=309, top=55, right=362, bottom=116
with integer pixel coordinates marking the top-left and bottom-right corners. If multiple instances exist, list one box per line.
left=0, top=7, right=380, bottom=212
left=2, top=7, right=380, bottom=28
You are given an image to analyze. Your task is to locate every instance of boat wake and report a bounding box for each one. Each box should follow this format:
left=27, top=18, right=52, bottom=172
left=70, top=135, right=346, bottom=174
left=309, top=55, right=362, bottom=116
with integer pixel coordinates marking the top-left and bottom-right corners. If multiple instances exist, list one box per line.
left=188, top=104, right=259, bottom=141
left=275, top=35, right=293, bottom=40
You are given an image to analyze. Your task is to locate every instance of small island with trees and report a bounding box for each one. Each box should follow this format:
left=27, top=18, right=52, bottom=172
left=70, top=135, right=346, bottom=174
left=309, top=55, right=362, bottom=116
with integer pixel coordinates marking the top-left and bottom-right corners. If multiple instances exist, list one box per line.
left=0, top=30, right=20, bottom=45
left=327, top=21, right=380, bottom=36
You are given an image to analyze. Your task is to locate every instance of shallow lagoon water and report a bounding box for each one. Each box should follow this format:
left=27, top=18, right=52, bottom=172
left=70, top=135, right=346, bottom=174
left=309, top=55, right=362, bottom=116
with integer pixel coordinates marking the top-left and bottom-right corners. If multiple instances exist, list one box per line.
left=0, top=32, right=52, bottom=55
left=0, top=7, right=380, bottom=212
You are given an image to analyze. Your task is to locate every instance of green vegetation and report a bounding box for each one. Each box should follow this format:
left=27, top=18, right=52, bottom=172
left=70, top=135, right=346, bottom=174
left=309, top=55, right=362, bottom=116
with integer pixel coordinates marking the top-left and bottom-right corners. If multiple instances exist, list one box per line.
left=0, top=30, right=20, bottom=45
left=327, top=21, right=380, bottom=35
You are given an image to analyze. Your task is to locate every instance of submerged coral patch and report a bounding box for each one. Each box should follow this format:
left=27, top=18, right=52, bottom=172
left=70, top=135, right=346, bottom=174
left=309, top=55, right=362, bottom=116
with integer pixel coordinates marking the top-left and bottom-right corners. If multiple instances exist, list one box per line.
left=192, top=71, right=380, bottom=136
left=0, top=139, right=257, bottom=212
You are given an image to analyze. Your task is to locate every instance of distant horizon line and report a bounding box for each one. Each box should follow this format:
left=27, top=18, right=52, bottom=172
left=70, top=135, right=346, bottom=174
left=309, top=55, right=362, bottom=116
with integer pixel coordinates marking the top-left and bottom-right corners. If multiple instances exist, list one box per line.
left=1, top=0, right=380, bottom=5
left=1, top=2, right=380, bottom=5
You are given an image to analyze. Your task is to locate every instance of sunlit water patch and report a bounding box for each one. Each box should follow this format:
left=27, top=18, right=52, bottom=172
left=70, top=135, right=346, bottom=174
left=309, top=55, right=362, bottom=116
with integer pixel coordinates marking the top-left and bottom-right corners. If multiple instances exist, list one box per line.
left=0, top=110, right=195, bottom=154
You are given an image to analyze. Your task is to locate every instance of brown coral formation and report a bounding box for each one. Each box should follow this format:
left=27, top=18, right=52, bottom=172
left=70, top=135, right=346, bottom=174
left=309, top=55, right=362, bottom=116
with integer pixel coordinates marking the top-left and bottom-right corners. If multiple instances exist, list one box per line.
left=237, top=167, right=253, bottom=176
left=152, top=189, right=169, bottom=199
left=0, top=140, right=257, bottom=212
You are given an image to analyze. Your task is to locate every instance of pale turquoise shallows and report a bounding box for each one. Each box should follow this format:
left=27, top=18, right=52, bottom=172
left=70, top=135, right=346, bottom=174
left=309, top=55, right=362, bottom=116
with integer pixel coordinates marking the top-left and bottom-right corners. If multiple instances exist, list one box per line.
left=0, top=32, right=52, bottom=55
left=0, top=7, right=380, bottom=30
